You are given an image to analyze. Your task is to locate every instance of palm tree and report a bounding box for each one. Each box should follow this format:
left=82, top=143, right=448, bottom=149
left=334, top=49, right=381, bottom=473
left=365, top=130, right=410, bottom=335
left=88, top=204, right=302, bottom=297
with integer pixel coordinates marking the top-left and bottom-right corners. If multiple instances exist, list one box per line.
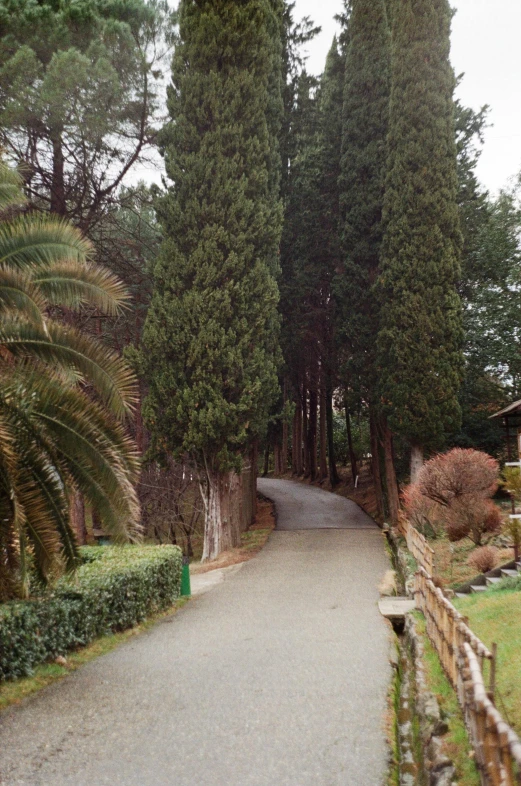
left=0, top=161, right=141, bottom=599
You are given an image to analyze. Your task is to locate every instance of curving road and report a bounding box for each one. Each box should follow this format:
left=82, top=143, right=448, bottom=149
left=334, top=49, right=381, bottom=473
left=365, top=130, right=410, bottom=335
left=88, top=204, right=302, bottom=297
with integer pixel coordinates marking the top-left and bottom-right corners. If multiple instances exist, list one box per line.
left=258, top=477, right=379, bottom=530
left=0, top=479, right=391, bottom=786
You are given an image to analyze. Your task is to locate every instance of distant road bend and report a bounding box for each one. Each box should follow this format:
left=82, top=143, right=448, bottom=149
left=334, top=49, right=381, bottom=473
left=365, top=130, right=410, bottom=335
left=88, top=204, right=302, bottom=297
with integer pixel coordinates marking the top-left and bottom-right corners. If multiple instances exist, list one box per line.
left=0, top=478, right=391, bottom=786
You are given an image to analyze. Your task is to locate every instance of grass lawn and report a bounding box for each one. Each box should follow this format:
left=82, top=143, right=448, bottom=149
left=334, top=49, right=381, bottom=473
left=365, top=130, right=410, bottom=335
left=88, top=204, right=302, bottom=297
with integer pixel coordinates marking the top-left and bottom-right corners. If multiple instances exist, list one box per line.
left=414, top=614, right=480, bottom=786
left=454, top=587, right=521, bottom=734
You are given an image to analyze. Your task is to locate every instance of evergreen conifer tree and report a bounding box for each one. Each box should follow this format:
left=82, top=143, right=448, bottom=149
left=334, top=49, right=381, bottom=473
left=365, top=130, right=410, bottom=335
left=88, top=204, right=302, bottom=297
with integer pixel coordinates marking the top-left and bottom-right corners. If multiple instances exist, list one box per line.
left=278, top=43, right=344, bottom=486
left=278, top=71, right=320, bottom=478
left=376, top=0, right=463, bottom=480
left=316, top=40, right=345, bottom=486
left=337, top=0, right=390, bottom=400
left=336, top=0, right=396, bottom=517
left=142, top=0, right=283, bottom=560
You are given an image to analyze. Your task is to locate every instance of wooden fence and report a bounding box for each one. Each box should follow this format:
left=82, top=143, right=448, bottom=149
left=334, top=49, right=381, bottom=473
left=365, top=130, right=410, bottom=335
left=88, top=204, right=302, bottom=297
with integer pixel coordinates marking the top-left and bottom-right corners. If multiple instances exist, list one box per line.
left=414, top=566, right=494, bottom=688
left=397, top=516, right=435, bottom=576
left=398, top=516, right=521, bottom=784
left=457, top=643, right=521, bottom=786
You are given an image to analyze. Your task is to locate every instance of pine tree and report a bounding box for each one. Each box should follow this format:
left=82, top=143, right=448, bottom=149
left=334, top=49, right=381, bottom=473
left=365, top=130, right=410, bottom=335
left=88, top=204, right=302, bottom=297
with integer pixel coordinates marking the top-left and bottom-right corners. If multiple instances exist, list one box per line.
left=377, top=0, right=463, bottom=480
left=142, top=0, right=283, bottom=561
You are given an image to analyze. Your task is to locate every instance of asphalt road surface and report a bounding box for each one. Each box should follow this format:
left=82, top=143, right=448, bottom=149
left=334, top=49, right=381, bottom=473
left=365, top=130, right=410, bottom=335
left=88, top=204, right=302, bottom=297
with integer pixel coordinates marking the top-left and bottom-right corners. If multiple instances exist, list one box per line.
left=0, top=479, right=391, bottom=786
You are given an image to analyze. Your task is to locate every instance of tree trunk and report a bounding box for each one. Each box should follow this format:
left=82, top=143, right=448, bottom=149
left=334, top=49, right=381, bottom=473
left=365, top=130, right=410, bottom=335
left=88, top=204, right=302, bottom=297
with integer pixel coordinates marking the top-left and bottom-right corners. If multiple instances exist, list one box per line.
left=239, top=464, right=252, bottom=532
left=410, top=444, right=424, bottom=483
left=370, top=411, right=385, bottom=521
left=319, top=384, right=328, bottom=481
left=202, top=469, right=240, bottom=562
left=302, top=382, right=309, bottom=476
left=251, top=439, right=258, bottom=521
left=293, top=400, right=303, bottom=475
left=226, top=471, right=242, bottom=547
left=345, top=401, right=358, bottom=484
left=274, top=443, right=282, bottom=476
left=51, top=134, right=66, bottom=216
left=263, top=443, right=270, bottom=477
left=281, top=378, right=289, bottom=474
left=382, top=420, right=400, bottom=525
left=70, top=490, right=87, bottom=545
left=307, top=385, right=318, bottom=481
left=326, top=381, right=340, bottom=487
left=135, top=386, right=145, bottom=457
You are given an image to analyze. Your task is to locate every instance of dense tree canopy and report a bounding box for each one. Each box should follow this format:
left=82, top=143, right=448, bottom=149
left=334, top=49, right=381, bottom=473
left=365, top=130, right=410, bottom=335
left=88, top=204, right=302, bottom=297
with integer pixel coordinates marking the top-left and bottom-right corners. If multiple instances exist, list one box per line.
left=337, top=0, right=390, bottom=403
left=2, top=0, right=520, bottom=560
left=142, top=0, right=284, bottom=559
left=376, top=0, right=463, bottom=477
left=0, top=0, right=170, bottom=229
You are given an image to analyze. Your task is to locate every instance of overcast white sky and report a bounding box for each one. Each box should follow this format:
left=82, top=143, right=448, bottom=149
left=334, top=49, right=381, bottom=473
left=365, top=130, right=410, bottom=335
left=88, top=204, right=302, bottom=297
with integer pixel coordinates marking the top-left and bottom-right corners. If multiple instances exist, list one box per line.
left=296, top=0, right=521, bottom=195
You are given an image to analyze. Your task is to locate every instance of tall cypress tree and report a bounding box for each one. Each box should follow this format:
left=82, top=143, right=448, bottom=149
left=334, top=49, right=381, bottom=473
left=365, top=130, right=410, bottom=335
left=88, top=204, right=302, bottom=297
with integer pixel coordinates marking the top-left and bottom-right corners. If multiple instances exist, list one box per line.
left=142, top=0, right=283, bottom=561
left=278, top=71, right=320, bottom=478
left=376, top=0, right=463, bottom=480
left=337, top=0, right=394, bottom=517
left=317, top=40, right=344, bottom=487
left=338, top=0, right=390, bottom=395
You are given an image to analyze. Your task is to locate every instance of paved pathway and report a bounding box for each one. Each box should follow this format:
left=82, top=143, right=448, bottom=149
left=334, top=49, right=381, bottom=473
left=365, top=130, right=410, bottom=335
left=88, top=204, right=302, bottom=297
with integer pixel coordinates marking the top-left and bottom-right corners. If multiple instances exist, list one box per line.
left=0, top=479, right=391, bottom=786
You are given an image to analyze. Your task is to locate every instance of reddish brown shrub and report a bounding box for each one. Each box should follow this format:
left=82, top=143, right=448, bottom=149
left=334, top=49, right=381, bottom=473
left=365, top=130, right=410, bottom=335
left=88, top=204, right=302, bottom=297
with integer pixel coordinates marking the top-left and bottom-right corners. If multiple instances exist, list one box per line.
left=484, top=503, right=502, bottom=535
left=445, top=498, right=502, bottom=546
left=417, top=448, right=499, bottom=506
left=414, top=449, right=501, bottom=545
left=446, top=517, right=470, bottom=543
left=401, top=483, right=440, bottom=536
left=468, top=546, right=499, bottom=574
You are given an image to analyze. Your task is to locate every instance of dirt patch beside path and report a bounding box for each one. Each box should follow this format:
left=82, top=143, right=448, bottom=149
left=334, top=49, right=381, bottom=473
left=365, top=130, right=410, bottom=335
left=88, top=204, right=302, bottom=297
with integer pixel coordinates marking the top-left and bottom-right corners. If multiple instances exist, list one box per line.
left=190, top=497, right=275, bottom=575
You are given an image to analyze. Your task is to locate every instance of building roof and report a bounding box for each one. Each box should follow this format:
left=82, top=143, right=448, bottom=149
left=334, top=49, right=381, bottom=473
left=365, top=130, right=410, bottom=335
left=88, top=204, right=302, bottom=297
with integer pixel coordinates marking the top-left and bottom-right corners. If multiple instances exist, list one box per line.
left=490, top=399, right=521, bottom=419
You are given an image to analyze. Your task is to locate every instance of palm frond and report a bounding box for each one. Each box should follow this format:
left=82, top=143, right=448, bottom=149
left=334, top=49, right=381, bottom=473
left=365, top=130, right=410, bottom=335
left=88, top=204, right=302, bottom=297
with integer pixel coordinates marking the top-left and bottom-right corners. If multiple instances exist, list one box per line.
left=0, top=215, right=93, bottom=270
left=32, top=260, right=131, bottom=315
left=17, top=453, right=78, bottom=577
left=0, top=320, right=138, bottom=418
left=57, top=450, right=140, bottom=543
left=1, top=366, right=140, bottom=544
left=0, top=158, right=141, bottom=595
left=29, top=372, right=140, bottom=481
left=0, top=266, right=48, bottom=329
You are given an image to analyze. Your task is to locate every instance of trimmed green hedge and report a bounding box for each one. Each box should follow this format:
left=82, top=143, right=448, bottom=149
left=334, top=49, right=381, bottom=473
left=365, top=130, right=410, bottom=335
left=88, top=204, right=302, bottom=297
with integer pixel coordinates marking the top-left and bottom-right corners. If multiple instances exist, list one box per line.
left=0, top=545, right=182, bottom=681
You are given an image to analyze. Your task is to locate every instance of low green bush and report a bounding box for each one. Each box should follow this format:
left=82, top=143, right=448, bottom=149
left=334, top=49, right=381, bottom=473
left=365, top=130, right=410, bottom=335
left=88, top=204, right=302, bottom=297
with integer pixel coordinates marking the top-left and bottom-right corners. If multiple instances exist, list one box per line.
left=490, top=573, right=521, bottom=592
left=0, top=545, right=182, bottom=681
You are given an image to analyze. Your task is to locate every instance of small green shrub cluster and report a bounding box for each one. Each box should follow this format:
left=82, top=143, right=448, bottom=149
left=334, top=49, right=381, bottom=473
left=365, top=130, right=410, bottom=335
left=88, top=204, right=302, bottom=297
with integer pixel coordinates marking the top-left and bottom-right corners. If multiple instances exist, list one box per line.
left=0, top=545, right=182, bottom=681
left=490, top=573, right=521, bottom=592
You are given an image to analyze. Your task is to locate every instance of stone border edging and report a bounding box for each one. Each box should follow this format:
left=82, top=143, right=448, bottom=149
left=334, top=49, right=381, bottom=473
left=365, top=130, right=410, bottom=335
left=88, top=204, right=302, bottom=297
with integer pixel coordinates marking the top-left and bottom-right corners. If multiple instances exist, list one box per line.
left=387, top=528, right=416, bottom=597
left=404, top=614, right=457, bottom=786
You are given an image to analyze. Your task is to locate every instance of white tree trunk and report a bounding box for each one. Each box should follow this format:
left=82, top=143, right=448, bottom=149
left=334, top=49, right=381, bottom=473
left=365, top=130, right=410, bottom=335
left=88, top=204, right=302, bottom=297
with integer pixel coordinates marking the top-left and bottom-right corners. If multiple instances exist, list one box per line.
left=201, top=468, right=241, bottom=562
left=410, top=444, right=424, bottom=483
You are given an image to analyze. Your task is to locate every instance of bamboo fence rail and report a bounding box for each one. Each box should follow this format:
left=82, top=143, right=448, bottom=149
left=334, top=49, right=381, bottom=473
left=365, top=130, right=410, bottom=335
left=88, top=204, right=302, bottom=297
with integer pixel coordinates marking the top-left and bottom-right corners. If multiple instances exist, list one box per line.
left=400, top=519, right=521, bottom=784
left=457, top=643, right=521, bottom=786
left=414, top=566, right=494, bottom=689
left=397, top=516, right=435, bottom=576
